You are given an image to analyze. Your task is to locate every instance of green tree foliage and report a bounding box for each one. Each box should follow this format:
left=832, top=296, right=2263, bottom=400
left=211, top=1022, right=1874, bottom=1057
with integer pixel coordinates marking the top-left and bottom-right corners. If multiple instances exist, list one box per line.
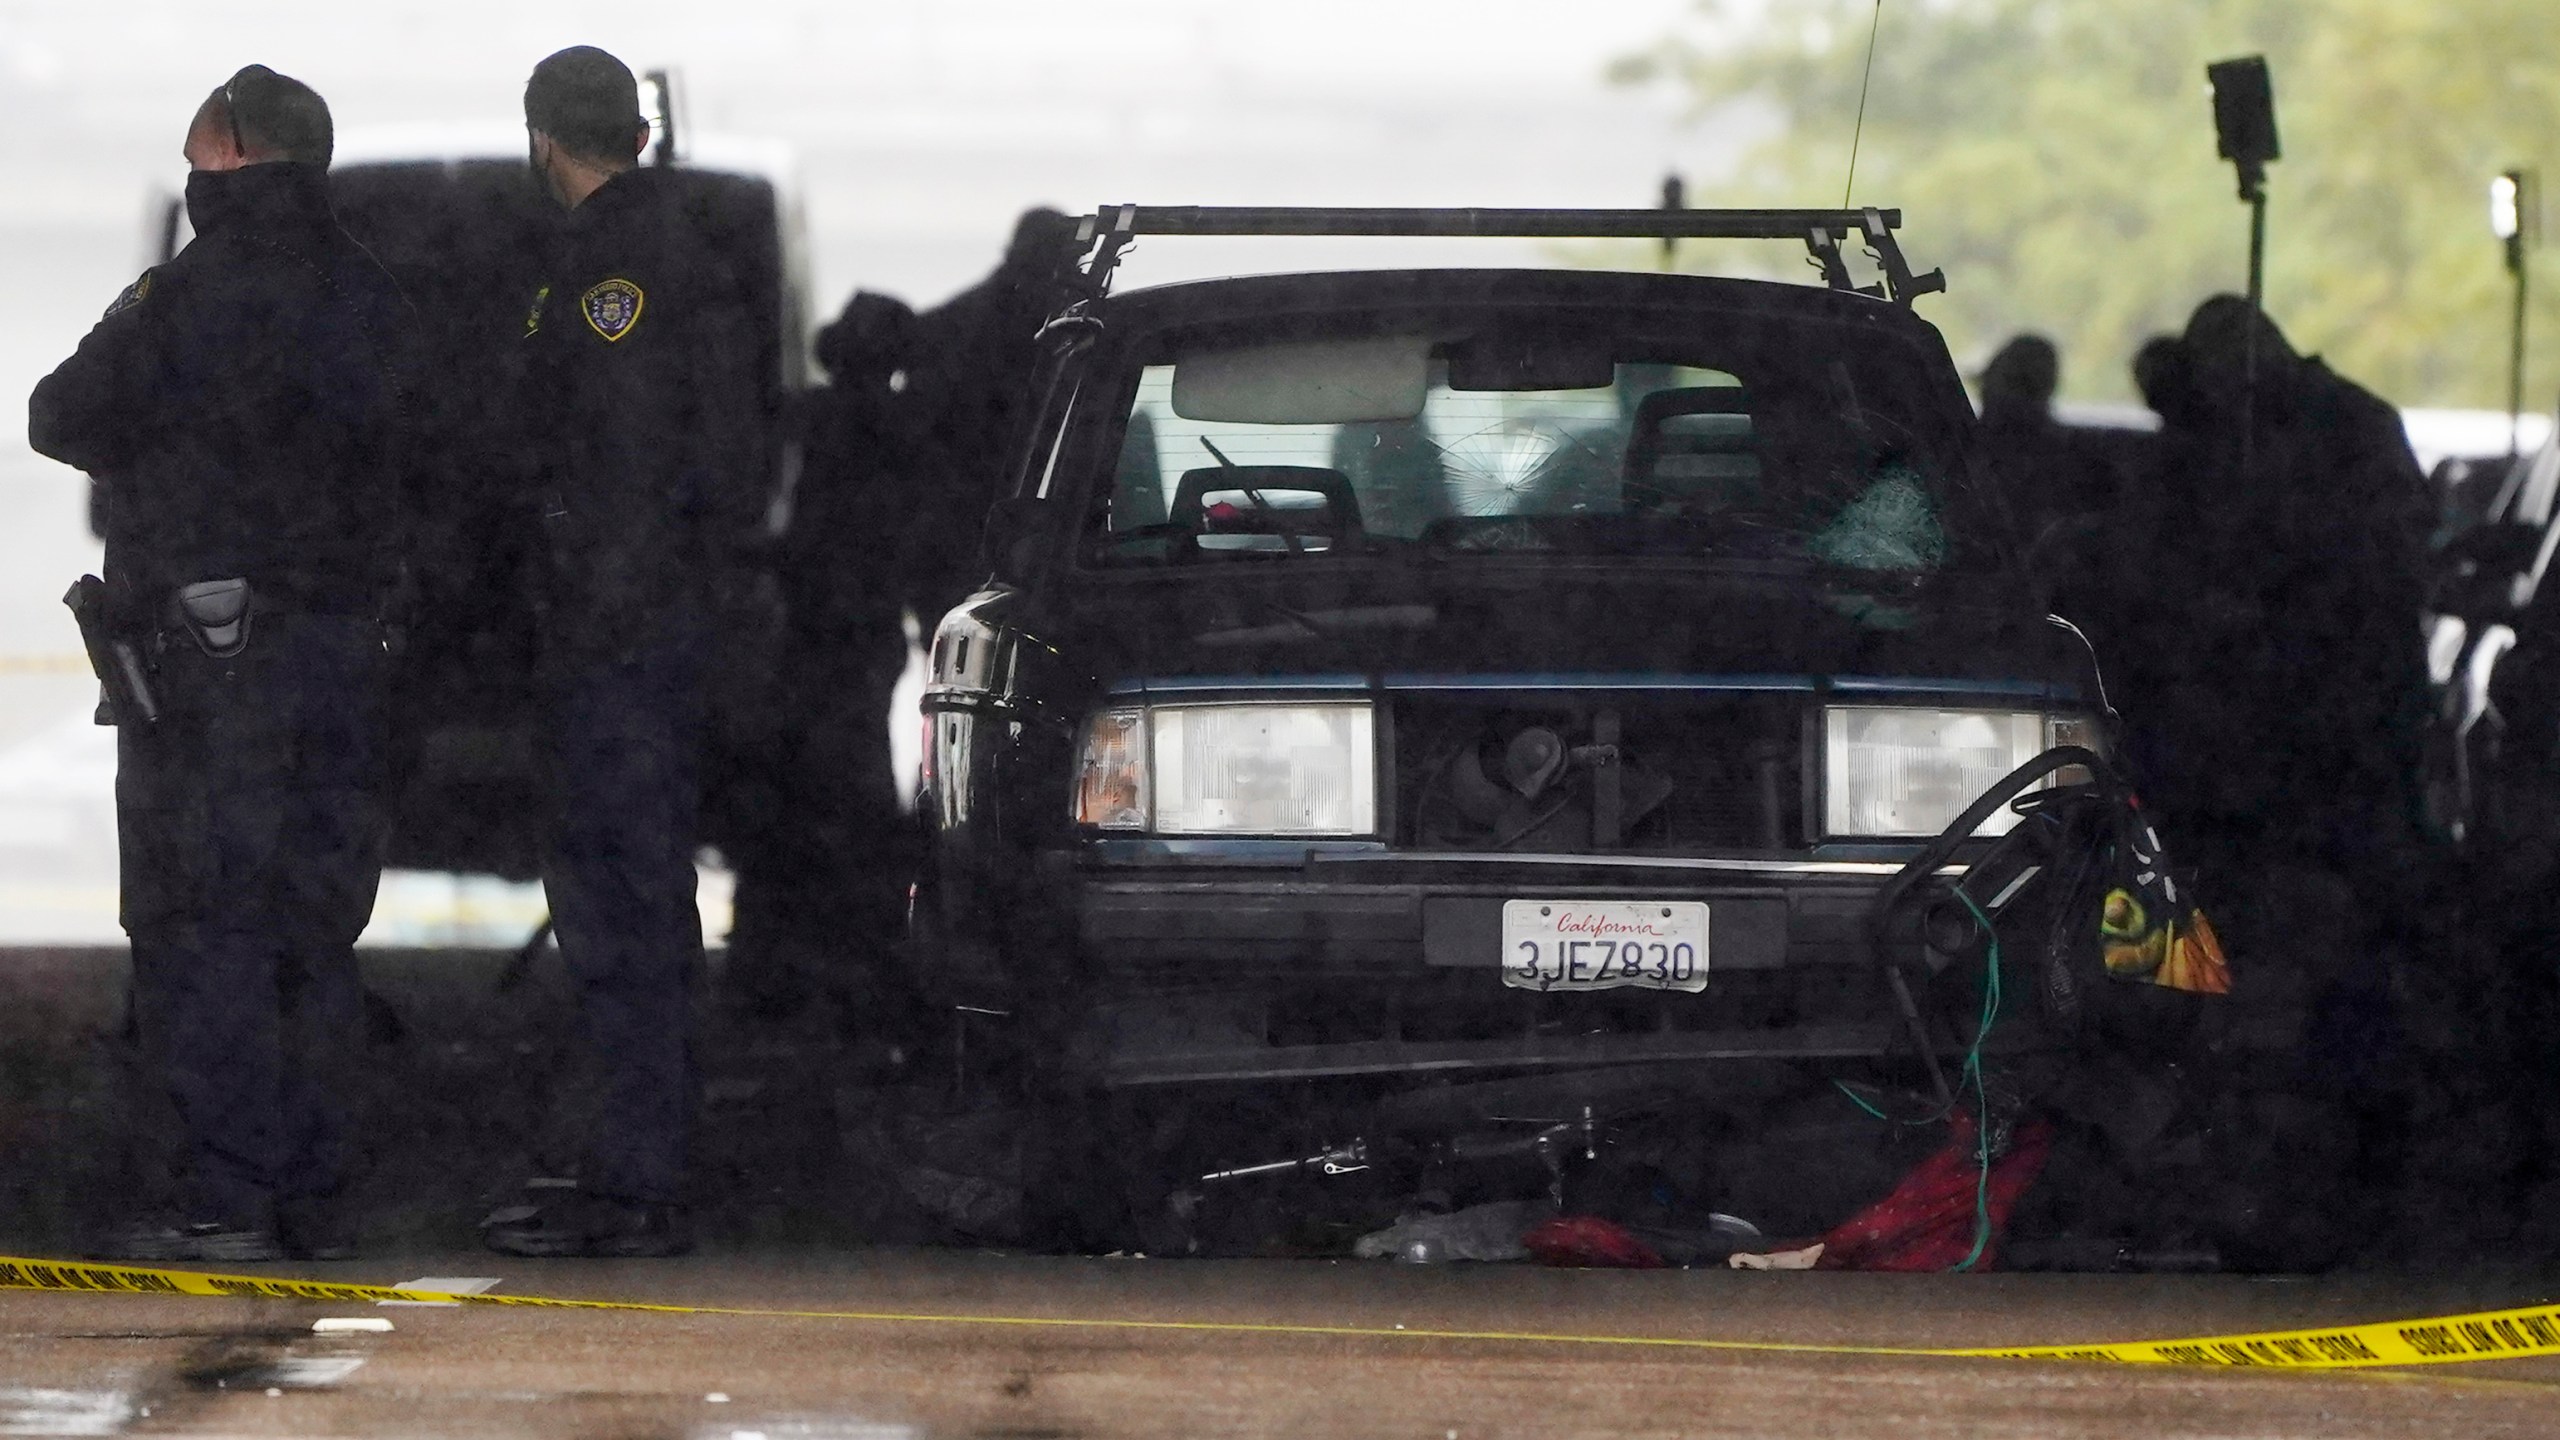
left=1614, top=0, right=2560, bottom=409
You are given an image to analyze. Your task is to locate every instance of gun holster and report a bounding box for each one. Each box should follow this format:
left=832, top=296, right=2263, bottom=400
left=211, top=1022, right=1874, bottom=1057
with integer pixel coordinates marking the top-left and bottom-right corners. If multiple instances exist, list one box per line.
left=175, top=578, right=254, bottom=658
left=63, top=574, right=159, bottom=727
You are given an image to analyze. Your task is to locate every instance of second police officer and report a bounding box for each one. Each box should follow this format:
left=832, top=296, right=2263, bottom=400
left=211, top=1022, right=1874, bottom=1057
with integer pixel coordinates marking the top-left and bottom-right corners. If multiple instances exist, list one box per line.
left=481, top=46, right=765, bottom=1257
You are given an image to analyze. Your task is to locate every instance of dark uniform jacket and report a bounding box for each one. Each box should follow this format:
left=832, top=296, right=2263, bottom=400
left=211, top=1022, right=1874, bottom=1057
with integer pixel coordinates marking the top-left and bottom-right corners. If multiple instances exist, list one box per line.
left=28, top=162, right=413, bottom=623
left=513, top=166, right=766, bottom=658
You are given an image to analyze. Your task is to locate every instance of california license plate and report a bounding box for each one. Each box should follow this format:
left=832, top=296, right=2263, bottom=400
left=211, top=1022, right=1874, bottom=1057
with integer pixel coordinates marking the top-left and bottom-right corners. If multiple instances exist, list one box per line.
left=1501, top=900, right=1709, bottom=993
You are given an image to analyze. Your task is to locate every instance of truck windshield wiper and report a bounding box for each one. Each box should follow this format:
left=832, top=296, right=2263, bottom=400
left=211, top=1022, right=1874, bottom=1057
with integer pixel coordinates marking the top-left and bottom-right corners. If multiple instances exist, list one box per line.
left=1200, top=436, right=1306, bottom=557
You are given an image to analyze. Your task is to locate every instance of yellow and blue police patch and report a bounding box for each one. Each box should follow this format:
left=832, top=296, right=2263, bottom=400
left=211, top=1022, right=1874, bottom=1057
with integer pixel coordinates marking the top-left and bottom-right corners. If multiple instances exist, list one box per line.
left=103, top=272, right=153, bottom=318
left=580, top=278, right=645, bottom=342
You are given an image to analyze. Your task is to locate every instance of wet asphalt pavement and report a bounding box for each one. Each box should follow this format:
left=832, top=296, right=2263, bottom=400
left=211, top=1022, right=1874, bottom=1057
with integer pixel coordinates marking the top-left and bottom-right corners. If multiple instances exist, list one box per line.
left=6, top=1251, right=2560, bottom=1438
left=11, top=943, right=2560, bottom=1436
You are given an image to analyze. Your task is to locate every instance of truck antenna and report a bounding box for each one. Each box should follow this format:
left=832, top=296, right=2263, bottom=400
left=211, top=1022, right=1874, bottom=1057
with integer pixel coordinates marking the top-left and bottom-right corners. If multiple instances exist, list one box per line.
left=1842, top=0, right=1884, bottom=207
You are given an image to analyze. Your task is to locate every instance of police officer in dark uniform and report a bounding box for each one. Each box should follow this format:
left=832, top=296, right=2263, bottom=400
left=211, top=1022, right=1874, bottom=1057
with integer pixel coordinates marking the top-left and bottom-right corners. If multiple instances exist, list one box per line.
left=28, top=67, right=415, bottom=1261
left=481, top=47, right=764, bottom=1257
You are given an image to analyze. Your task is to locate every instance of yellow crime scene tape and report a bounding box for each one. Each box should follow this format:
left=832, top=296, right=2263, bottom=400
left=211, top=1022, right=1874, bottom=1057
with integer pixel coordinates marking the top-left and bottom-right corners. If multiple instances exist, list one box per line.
left=4, top=1255, right=2559, bottom=1371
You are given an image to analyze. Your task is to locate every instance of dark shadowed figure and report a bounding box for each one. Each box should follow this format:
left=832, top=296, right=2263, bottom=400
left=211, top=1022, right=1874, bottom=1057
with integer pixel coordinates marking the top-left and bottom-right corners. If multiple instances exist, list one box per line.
left=902, top=209, right=1086, bottom=627
left=2132, top=333, right=2212, bottom=442
left=2108, top=298, right=2440, bottom=1266
left=721, top=212, right=1086, bottom=1047
left=1977, top=333, right=2136, bottom=602
left=2483, top=496, right=2560, bottom=1251
left=2093, top=334, right=2220, bottom=778
left=2150, top=296, right=2431, bottom=877
left=1980, top=333, right=2060, bottom=433
left=1975, top=334, right=2068, bottom=547
left=1978, top=334, right=2135, bottom=659
left=723, top=291, right=934, bottom=1031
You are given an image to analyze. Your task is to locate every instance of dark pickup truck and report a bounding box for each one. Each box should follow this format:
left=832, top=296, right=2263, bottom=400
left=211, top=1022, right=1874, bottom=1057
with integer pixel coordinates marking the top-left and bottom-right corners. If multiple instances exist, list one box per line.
left=906, top=207, right=2131, bottom=1242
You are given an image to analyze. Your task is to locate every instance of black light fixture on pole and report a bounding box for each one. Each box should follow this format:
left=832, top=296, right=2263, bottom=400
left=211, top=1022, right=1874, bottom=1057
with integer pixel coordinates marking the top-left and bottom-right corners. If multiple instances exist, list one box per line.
left=2206, top=56, right=2280, bottom=309
left=2491, top=169, right=2537, bottom=457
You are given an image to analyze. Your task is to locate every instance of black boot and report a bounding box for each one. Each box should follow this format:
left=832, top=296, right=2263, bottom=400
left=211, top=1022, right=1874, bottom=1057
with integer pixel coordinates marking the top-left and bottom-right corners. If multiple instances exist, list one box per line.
left=481, top=1193, right=692, bottom=1258
left=277, top=1196, right=359, bottom=1262
left=90, top=1217, right=282, bottom=1264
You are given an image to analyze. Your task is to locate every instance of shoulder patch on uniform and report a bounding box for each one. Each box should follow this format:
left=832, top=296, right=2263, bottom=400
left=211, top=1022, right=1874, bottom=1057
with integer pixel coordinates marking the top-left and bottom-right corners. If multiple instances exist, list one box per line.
left=523, top=284, right=551, bottom=338
left=103, top=272, right=153, bottom=318
left=580, top=278, right=645, bottom=342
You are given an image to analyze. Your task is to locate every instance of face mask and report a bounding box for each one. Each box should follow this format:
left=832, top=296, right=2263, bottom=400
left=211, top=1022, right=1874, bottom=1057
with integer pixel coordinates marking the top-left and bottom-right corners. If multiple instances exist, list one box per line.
left=183, top=167, right=243, bottom=236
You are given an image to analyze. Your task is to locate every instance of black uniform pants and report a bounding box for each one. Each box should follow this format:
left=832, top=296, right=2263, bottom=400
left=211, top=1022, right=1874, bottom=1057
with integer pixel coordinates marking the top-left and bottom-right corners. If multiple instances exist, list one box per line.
left=539, top=622, right=707, bottom=1207
left=117, top=611, right=387, bottom=1226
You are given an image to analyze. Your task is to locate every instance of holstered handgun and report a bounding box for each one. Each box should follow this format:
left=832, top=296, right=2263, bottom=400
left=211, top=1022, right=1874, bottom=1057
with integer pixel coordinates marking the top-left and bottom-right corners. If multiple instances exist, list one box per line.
left=63, top=574, right=158, bottom=727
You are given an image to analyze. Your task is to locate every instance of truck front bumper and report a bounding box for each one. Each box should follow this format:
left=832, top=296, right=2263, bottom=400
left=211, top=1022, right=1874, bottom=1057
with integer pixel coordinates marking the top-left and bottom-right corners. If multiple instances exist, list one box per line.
left=1051, top=847, right=1960, bottom=1086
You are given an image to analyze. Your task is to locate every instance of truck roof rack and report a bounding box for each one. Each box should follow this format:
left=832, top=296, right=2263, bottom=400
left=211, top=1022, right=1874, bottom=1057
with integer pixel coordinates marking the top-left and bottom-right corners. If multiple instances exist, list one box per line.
left=1065, top=204, right=1947, bottom=306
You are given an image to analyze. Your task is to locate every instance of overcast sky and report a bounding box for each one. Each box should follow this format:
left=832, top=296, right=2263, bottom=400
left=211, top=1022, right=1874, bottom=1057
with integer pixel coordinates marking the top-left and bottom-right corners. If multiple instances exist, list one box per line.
left=0, top=0, right=1715, bottom=307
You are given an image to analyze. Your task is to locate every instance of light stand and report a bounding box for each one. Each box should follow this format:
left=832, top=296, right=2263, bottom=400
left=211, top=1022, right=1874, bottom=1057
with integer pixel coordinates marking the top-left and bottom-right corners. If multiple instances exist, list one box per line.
left=1658, top=173, right=1685, bottom=271
left=2492, top=170, right=2536, bottom=457
left=2244, top=173, right=2268, bottom=311
left=2207, top=56, right=2281, bottom=310
left=2206, top=57, right=2281, bottom=471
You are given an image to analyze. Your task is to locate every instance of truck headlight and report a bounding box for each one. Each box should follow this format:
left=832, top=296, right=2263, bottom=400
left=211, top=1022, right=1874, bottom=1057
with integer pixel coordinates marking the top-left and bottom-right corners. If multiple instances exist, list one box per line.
left=1073, top=708, right=1149, bottom=830
left=1823, top=706, right=2094, bottom=839
left=1073, top=702, right=1376, bottom=836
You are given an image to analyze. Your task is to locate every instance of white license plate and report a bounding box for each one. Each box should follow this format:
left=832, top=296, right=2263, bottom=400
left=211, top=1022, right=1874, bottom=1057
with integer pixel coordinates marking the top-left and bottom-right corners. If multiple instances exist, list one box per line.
left=1501, top=900, right=1709, bottom=993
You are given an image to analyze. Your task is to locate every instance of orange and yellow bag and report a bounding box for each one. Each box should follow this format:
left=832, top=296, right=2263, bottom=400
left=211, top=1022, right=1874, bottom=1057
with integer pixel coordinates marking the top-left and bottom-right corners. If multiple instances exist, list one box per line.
left=2095, top=799, right=2231, bottom=995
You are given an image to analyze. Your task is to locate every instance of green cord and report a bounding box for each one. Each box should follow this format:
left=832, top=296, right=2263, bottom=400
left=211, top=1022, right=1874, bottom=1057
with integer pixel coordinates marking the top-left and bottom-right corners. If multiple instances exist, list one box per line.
left=1828, top=886, right=2006, bottom=1267
left=1831, top=1079, right=1893, bottom=1122
left=1949, top=888, right=2002, bottom=1273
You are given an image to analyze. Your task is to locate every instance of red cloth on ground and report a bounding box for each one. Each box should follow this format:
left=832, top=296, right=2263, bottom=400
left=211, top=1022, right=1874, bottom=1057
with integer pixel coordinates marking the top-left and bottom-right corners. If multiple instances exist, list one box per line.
left=1817, top=1115, right=2055, bottom=1272
left=1523, top=1215, right=1668, bottom=1269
